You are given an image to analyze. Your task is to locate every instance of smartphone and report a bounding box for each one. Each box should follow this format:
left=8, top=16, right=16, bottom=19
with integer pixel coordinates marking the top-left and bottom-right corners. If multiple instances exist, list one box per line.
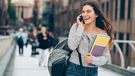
left=79, top=15, right=83, bottom=21
left=79, top=15, right=85, bottom=24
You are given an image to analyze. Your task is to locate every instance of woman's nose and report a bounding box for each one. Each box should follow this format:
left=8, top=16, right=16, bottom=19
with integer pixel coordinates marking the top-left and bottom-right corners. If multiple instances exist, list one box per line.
left=83, top=12, right=88, bottom=16
left=82, top=13, right=87, bottom=17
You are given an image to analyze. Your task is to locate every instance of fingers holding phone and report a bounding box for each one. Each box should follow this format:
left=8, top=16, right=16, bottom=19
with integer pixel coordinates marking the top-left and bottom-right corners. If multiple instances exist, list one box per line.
left=79, top=15, right=83, bottom=21
left=76, top=15, right=84, bottom=25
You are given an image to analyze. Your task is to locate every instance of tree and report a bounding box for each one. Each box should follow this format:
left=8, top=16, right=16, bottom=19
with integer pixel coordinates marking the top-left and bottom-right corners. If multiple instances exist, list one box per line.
left=42, top=1, right=54, bottom=31
left=8, top=3, right=17, bottom=20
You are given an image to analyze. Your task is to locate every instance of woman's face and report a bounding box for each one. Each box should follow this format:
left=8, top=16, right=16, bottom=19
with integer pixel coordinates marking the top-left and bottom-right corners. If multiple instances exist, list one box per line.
left=33, top=29, right=37, bottom=34
left=41, top=27, right=47, bottom=33
left=81, top=5, right=97, bottom=25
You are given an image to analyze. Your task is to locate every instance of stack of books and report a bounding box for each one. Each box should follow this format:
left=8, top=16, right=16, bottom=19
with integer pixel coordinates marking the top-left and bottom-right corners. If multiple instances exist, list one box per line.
left=89, top=34, right=111, bottom=56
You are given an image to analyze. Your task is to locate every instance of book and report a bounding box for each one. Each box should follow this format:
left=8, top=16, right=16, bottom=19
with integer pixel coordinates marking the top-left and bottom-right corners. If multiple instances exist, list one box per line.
left=89, top=34, right=111, bottom=57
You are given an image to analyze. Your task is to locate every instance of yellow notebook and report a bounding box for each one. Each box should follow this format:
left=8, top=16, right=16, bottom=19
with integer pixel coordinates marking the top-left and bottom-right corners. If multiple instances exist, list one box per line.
left=89, top=34, right=111, bottom=56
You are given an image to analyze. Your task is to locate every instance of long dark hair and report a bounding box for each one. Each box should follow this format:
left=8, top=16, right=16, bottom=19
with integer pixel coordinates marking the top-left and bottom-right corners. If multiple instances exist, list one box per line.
left=82, top=0, right=114, bottom=48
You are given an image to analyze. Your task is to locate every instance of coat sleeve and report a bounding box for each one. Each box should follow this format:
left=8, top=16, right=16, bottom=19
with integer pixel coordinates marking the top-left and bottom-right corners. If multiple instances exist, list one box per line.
left=68, top=23, right=84, bottom=50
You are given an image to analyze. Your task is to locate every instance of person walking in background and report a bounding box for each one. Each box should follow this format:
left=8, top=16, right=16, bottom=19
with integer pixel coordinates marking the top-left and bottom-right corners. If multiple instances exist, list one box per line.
left=29, top=27, right=39, bottom=56
left=66, top=0, right=114, bottom=76
left=37, top=26, right=53, bottom=66
left=16, top=28, right=24, bottom=56
left=23, top=29, right=28, bottom=48
left=48, top=31, right=59, bottom=48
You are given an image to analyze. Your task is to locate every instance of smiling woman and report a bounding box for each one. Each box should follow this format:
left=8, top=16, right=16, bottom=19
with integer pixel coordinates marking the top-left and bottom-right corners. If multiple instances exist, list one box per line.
left=66, top=0, right=114, bottom=76
left=81, top=5, right=97, bottom=25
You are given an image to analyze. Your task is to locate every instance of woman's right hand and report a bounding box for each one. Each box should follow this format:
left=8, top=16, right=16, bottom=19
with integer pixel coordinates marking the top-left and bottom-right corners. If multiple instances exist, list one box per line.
left=84, top=54, right=94, bottom=64
left=76, top=15, right=83, bottom=26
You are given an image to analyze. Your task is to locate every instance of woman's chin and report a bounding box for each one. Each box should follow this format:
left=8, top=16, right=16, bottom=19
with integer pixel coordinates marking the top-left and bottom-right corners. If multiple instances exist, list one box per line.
left=84, top=21, right=90, bottom=25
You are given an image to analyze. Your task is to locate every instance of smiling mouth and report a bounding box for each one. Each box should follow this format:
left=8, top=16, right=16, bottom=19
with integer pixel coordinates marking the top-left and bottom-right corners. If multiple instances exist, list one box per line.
left=84, top=18, right=90, bottom=21
left=84, top=17, right=90, bottom=20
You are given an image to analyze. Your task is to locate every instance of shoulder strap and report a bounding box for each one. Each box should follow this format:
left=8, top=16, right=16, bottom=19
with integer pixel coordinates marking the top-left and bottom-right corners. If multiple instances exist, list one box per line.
left=67, top=46, right=83, bottom=67
left=76, top=47, right=82, bottom=66
left=63, top=39, right=82, bottom=66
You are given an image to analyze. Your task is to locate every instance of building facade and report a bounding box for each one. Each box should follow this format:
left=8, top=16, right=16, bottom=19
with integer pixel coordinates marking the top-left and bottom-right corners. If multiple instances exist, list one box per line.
left=11, top=0, right=34, bottom=23
left=0, top=0, right=8, bottom=26
left=0, top=0, right=9, bottom=35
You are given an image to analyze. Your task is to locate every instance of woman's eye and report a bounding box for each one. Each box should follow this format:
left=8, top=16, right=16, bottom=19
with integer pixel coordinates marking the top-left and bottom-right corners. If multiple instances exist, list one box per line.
left=87, top=10, right=91, bottom=13
left=82, top=10, right=92, bottom=14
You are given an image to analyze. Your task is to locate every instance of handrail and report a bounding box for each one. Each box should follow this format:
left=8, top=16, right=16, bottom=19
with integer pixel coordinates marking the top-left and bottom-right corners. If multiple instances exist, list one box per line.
left=114, top=40, right=135, bottom=43
left=0, top=36, right=12, bottom=40
left=113, top=42, right=125, bottom=68
left=113, top=40, right=135, bottom=68
left=0, top=36, right=16, bottom=76
left=128, top=43, right=135, bottom=52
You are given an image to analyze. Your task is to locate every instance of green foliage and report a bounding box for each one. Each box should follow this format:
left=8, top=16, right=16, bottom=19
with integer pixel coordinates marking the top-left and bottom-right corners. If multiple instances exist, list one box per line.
left=8, top=3, right=17, bottom=20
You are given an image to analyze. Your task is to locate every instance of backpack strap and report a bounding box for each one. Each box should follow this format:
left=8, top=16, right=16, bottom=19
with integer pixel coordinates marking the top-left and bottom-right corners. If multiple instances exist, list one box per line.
left=63, top=39, right=82, bottom=67
left=76, top=47, right=83, bottom=67
left=66, top=46, right=83, bottom=67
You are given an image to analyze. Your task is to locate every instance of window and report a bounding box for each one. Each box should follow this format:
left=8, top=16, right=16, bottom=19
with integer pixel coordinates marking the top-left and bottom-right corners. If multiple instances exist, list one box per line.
left=119, top=32, right=124, bottom=51
left=120, top=0, right=125, bottom=19
left=128, top=0, right=131, bottom=19
left=115, top=0, right=118, bottom=20
left=106, top=2, right=109, bottom=17
left=125, top=33, right=129, bottom=56
left=101, top=3, right=105, bottom=13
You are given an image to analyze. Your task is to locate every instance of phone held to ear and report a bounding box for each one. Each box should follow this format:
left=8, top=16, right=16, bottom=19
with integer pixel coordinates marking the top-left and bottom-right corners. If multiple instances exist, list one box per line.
left=79, top=15, right=85, bottom=24
left=79, top=15, right=83, bottom=21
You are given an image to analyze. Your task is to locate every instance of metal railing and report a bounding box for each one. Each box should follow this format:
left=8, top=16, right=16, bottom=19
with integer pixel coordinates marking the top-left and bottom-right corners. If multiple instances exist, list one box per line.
left=113, top=40, right=135, bottom=68
left=0, top=36, right=16, bottom=76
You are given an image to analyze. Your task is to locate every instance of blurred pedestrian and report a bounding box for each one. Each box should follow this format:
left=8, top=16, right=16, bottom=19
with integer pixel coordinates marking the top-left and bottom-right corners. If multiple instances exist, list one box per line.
left=29, top=27, right=39, bottom=56
left=37, top=26, right=53, bottom=66
left=23, top=29, right=28, bottom=48
left=16, top=28, right=24, bottom=56
left=48, top=31, right=59, bottom=48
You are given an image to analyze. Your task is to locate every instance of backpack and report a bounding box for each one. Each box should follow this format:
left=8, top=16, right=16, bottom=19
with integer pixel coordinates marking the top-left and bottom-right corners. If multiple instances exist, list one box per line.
left=17, top=36, right=23, bottom=47
left=48, top=38, right=82, bottom=76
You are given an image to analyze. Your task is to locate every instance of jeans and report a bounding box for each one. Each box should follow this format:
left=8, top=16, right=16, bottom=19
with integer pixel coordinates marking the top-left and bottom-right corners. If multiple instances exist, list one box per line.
left=66, top=62, right=98, bottom=76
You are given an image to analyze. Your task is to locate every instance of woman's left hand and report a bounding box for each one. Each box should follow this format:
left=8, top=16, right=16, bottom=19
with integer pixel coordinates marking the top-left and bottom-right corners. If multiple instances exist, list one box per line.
left=84, top=54, right=94, bottom=64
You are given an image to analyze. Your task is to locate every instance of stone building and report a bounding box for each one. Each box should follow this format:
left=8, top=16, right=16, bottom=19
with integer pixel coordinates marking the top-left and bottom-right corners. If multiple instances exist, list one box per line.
left=11, top=0, right=34, bottom=23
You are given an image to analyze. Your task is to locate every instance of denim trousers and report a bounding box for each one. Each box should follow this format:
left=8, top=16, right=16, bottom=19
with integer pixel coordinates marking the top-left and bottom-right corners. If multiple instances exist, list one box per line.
left=66, top=62, right=98, bottom=76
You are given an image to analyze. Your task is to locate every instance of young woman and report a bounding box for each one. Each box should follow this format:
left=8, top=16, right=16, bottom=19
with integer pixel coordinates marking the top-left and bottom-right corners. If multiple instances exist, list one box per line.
left=38, top=26, right=53, bottom=66
left=66, top=1, right=114, bottom=76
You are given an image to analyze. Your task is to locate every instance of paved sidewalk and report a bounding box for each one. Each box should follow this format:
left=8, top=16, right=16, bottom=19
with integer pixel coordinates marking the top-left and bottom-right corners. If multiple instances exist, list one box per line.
left=4, top=44, right=124, bottom=76
left=4, top=45, right=50, bottom=76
